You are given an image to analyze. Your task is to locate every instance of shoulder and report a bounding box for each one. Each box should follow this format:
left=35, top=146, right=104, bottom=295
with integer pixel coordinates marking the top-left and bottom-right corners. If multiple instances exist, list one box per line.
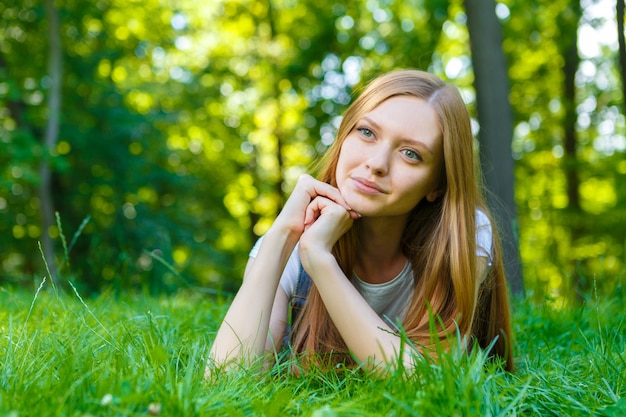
left=249, top=236, right=264, bottom=258
left=475, top=208, right=493, bottom=261
left=475, top=208, right=490, bottom=228
left=249, top=235, right=301, bottom=296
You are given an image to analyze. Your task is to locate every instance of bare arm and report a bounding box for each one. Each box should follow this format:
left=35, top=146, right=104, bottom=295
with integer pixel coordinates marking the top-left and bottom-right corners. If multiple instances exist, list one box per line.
left=298, top=198, right=407, bottom=371
left=300, top=249, right=410, bottom=370
left=206, top=175, right=358, bottom=374
left=301, top=253, right=487, bottom=372
left=207, top=229, right=295, bottom=371
left=298, top=197, right=486, bottom=372
left=241, top=254, right=291, bottom=353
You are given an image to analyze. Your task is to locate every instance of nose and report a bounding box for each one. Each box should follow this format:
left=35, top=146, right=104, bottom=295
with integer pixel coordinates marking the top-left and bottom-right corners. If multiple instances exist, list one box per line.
left=365, top=145, right=390, bottom=176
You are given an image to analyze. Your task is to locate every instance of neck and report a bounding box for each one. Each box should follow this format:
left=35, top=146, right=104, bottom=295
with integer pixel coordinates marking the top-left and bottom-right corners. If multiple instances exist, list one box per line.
left=354, top=216, right=409, bottom=284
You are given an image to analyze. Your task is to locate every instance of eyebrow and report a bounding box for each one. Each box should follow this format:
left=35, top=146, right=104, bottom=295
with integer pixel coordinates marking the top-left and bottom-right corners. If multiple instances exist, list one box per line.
left=359, top=116, right=435, bottom=157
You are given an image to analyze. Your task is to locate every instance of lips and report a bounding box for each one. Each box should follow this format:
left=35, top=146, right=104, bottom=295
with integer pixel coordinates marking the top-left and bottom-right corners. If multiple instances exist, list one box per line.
left=351, top=177, right=386, bottom=194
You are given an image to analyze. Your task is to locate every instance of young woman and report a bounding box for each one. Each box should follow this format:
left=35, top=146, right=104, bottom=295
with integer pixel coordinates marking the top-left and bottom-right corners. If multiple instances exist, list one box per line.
left=207, top=69, right=514, bottom=374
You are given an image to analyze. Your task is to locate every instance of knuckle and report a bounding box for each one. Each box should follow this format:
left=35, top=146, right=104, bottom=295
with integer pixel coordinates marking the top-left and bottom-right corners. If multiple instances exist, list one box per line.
left=298, top=173, right=312, bottom=184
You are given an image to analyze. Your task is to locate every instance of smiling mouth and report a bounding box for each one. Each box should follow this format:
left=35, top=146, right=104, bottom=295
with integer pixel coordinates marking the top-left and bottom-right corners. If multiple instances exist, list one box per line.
left=351, top=177, right=386, bottom=194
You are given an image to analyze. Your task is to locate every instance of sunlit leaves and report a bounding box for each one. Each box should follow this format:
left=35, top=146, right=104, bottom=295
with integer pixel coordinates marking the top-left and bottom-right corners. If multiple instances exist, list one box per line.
left=501, top=0, right=625, bottom=300
left=1, top=0, right=623, bottom=299
left=579, top=177, right=617, bottom=214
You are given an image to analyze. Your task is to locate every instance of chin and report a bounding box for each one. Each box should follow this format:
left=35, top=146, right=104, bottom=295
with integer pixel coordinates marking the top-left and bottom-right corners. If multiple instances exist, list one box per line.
left=338, top=187, right=358, bottom=208
left=337, top=187, right=370, bottom=214
left=344, top=200, right=378, bottom=217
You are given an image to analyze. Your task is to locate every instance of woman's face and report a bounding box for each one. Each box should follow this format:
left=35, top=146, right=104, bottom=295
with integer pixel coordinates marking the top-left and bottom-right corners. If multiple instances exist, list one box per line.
left=335, top=95, right=444, bottom=219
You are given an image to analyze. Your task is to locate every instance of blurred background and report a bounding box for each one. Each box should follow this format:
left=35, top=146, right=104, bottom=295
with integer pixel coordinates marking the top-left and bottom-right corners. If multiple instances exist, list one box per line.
left=1, top=0, right=623, bottom=305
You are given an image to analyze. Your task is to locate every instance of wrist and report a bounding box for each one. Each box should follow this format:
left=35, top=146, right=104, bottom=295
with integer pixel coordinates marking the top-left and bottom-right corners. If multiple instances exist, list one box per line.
left=298, top=242, right=336, bottom=276
left=258, top=227, right=300, bottom=265
left=269, top=217, right=305, bottom=244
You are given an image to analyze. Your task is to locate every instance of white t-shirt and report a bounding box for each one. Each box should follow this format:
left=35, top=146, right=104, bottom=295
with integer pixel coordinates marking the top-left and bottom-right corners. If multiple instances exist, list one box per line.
left=249, top=209, right=493, bottom=325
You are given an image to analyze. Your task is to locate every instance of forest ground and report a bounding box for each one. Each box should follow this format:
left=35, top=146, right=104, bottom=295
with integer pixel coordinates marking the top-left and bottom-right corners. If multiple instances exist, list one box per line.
left=0, top=278, right=624, bottom=416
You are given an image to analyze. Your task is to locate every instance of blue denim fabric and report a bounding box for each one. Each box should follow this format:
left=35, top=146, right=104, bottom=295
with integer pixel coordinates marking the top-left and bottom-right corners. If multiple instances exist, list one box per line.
left=282, top=263, right=311, bottom=348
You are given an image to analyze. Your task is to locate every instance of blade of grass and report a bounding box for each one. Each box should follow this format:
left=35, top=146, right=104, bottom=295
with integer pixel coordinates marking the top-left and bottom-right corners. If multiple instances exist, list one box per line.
left=21, top=276, right=47, bottom=336
left=67, top=280, right=121, bottom=353
left=37, top=241, right=57, bottom=293
left=67, top=214, right=91, bottom=255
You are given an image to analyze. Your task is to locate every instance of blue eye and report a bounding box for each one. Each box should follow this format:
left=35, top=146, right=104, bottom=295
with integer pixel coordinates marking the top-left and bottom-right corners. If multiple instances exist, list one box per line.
left=357, top=127, right=375, bottom=139
left=402, top=149, right=422, bottom=161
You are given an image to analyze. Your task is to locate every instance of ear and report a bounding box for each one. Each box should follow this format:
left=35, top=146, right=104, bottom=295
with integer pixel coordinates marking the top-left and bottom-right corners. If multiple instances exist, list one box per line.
left=426, top=188, right=443, bottom=203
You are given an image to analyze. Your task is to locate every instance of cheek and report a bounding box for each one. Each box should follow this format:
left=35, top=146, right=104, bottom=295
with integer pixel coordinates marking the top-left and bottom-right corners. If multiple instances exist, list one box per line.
left=337, top=137, right=364, bottom=166
left=335, top=143, right=352, bottom=176
left=399, top=174, right=435, bottom=204
left=402, top=190, right=425, bottom=210
left=335, top=149, right=359, bottom=197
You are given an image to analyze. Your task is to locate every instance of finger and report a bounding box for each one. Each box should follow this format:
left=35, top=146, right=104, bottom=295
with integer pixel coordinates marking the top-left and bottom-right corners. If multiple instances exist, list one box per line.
left=300, top=197, right=355, bottom=252
left=347, top=209, right=362, bottom=220
left=303, top=196, right=334, bottom=227
left=304, top=195, right=354, bottom=228
left=303, top=204, right=317, bottom=230
left=297, top=175, right=354, bottom=212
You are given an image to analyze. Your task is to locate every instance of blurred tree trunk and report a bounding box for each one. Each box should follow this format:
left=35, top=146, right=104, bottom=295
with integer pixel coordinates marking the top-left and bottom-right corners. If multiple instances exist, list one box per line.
left=464, top=0, right=524, bottom=296
left=40, top=0, right=62, bottom=283
left=560, top=3, right=582, bottom=212
left=267, top=0, right=286, bottom=212
left=618, top=0, right=626, bottom=115
left=558, top=3, right=583, bottom=300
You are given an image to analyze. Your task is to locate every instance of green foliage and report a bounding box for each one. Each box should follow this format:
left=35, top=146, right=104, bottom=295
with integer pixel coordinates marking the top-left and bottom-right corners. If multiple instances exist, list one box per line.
left=0, top=0, right=450, bottom=294
left=1, top=278, right=624, bottom=416
left=1, top=0, right=240, bottom=292
left=0, top=0, right=624, bottom=301
left=501, top=0, right=625, bottom=301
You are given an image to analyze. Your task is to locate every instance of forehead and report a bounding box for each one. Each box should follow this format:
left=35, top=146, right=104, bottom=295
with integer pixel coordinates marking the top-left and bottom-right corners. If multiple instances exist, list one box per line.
left=362, top=96, right=442, bottom=145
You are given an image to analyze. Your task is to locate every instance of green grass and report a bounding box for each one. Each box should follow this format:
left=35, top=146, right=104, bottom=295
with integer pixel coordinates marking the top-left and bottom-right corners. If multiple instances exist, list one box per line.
left=0, top=281, right=624, bottom=416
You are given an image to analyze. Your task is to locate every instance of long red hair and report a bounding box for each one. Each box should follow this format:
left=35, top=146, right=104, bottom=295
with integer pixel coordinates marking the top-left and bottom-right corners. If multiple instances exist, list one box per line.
left=291, top=70, right=514, bottom=371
